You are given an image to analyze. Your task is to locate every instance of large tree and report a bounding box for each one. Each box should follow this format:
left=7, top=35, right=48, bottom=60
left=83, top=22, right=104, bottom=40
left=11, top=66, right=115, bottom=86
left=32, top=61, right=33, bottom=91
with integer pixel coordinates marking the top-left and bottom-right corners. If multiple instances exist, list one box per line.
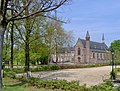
left=110, top=40, right=120, bottom=64
left=0, top=0, right=69, bottom=89
left=45, top=19, right=74, bottom=64
left=15, top=16, right=47, bottom=70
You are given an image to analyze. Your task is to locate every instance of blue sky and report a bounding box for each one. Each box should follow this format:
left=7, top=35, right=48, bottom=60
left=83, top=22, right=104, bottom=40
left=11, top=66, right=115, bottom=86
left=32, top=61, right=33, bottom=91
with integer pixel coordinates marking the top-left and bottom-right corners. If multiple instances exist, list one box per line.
left=58, top=0, right=120, bottom=47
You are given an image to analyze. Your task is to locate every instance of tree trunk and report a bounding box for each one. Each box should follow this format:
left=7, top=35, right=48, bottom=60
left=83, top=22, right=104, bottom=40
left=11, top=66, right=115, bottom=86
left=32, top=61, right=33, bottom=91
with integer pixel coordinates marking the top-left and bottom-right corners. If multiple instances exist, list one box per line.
left=10, top=21, right=14, bottom=68
left=0, top=24, right=5, bottom=89
left=25, top=34, right=30, bottom=72
left=24, top=1, right=30, bottom=73
left=4, top=29, right=9, bottom=66
left=10, top=0, right=14, bottom=68
left=56, top=43, right=58, bottom=64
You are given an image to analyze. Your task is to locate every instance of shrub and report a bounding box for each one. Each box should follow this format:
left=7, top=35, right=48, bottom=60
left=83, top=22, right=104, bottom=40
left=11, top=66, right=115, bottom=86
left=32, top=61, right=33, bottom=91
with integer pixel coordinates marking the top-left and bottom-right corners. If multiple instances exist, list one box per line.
left=59, top=63, right=109, bottom=69
left=115, top=68, right=120, bottom=72
left=17, top=77, right=120, bottom=91
left=49, top=65, right=60, bottom=70
left=4, top=68, right=24, bottom=73
left=4, top=70, right=16, bottom=79
left=90, top=83, right=114, bottom=91
left=27, top=78, right=89, bottom=91
left=31, top=65, right=60, bottom=72
left=3, top=65, right=60, bottom=74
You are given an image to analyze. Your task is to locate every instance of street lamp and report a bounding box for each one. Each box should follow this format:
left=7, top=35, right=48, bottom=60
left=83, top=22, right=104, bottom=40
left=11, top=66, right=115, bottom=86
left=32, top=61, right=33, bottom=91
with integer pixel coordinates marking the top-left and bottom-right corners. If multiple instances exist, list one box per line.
left=111, top=49, right=115, bottom=80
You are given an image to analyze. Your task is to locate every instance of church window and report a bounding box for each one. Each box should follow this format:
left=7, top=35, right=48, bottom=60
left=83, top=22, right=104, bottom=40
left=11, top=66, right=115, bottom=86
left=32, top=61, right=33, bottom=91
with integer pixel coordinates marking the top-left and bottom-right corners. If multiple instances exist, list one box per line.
left=104, top=54, right=106, bottom=59
left=78, top=57, right=80, bottom=62
left=93, top=53, right=95, bottom=58
left=97, top=53, right=99, bottom=59
left=78, top=48, right=81, bottom=55
left=100, top=53, right=102, bottom=59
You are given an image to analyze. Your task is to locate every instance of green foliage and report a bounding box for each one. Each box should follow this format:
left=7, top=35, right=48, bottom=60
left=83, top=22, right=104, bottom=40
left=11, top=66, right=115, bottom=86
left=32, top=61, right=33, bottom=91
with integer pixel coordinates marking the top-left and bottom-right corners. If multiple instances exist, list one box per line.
left=2, top=78, right=50, bottom=91
left=4, top=69, right=16, bottom=79
left=28, top=78, right=88, bottom=91
left=13, top=48, right=25, bottom=65
left=4, top=77, right=120, bottom=91
left=110, top=40, right=120, bottom=64
left=110, top=40, right=120, bottom=51
left=3, top=65, right=60, bottom=74
left=49, top=65, right=60, bottom=70
left=4, top=68, right=24, bottom=73
left=89, top=81, right=115, bottom=91
left=39, top=56, right=49, bottom=65
left=31, top=65, right=60, bottom=72
left=60, top=63, right=109, bottom=69
left=26, top=77, right=120, bottom=91
left=114, top=60, right=120, bottom=65
left=115, top=68, right=120, bottom=72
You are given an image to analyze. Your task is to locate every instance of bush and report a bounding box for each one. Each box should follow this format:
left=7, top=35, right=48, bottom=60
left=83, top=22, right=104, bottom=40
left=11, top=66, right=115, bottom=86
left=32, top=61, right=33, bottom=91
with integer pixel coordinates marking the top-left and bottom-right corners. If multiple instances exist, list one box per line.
left=90, top=82, right=114, bottom=91
left=17, top=75, right=28, bottom=83
left=59, top=63, right=109, bottom=69
left=3, top=65, right=60, bottom=74
left=4, top=70, right=16, bottom=79
left=4, top=68, right=24, bottom=73
left=31, top=65, right=60, bottom=72
left=26, top=77, right=118, bottom=91
left=49, top=65, right=60, bottom=70
left=3, top=64, right=109, bottom=74
left=28, top=78, right=84, bottom=91
left=115, top=68, right=120, bottom=72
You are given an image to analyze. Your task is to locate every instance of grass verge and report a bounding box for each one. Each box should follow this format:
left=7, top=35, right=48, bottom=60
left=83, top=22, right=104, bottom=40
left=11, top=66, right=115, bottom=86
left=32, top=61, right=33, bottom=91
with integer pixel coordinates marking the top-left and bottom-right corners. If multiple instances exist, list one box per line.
left=2, top=78, right=53, bottom=91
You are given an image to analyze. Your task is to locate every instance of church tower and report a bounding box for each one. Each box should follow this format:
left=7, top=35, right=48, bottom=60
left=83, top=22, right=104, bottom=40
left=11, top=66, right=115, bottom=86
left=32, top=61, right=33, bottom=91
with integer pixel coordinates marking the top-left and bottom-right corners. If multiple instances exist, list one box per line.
left=102, top=33, right=105, bottom=43
left=86, top=31, right=90, bottom=64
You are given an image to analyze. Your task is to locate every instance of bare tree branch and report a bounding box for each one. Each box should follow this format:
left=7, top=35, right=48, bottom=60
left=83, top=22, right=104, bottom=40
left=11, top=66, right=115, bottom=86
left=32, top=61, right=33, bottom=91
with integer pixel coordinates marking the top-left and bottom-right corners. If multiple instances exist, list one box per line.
left=11, top=1, right=32, bottom=19
left=8, top=0, right=68, bottom=23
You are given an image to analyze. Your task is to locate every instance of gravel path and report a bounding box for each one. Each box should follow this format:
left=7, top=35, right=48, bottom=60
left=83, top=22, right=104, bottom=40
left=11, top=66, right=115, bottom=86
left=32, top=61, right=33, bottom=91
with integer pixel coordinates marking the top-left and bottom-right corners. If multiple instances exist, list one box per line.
left=30, top=66, right=112, bottom=86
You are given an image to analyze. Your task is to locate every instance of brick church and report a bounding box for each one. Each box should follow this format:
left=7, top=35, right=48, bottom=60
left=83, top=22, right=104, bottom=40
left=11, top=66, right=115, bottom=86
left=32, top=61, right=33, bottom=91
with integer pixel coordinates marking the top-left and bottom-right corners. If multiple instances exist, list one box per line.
left=52, top=31, right=110, bottom=64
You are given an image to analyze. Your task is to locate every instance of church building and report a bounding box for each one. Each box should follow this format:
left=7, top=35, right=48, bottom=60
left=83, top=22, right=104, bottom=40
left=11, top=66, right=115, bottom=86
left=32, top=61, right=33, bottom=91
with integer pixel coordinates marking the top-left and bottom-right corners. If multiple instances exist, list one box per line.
left=52, top=31, right=110, bottom=64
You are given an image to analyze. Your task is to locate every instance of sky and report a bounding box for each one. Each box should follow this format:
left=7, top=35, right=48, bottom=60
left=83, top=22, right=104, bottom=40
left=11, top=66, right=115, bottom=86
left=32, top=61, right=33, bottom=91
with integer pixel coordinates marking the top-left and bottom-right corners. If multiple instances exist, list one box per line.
left=57, top=0, right=120, bottom=47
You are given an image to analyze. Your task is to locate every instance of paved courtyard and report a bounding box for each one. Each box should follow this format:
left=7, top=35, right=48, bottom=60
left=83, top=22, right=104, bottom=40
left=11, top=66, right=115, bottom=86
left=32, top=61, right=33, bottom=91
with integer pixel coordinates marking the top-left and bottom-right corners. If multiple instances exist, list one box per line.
left=30, top=66, right=112, bottom=86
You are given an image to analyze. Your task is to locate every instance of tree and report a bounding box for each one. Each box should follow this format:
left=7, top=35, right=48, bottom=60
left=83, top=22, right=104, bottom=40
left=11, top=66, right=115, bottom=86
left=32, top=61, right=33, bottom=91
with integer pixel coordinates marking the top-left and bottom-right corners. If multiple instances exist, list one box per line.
left=0, top=0, right=69, bottom=89
left=44, top=19, right=74, bottom=64
left=29, top=17, right=50, bottom=65
left=110, top=40, right=120, bottom=64
left=15, top=16, right=48, bottom=71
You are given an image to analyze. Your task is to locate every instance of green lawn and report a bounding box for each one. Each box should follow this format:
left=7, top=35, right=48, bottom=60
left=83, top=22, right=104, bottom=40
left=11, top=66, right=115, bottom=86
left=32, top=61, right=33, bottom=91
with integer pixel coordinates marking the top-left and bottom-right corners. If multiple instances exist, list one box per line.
left=2, top=78, right=53, bottom=91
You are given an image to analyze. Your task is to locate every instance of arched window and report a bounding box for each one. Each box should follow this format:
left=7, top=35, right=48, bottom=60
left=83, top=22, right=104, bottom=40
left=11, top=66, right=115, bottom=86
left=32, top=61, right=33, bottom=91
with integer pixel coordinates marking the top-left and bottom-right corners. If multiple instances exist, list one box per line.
left=78, top=48, right=80, bottom=55
left=97, top=53, right=99, bottom=59
left=93, top=53, right=95, bottom=58
left=100, top=53, right=102, bottom=59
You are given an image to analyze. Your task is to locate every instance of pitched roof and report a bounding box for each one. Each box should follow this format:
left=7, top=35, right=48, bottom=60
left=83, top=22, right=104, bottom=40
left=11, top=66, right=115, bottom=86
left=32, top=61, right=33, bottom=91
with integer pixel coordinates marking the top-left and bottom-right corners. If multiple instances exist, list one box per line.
left=59, top=38, right=109, bottom=53
left=58, top=47, right=74, bottom=53
left=80, top=39, right=108, bottom=51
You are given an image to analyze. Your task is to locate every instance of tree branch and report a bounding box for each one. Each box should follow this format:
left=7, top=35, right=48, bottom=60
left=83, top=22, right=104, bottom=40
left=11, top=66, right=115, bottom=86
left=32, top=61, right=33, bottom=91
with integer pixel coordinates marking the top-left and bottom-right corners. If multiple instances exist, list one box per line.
left=14, top=24, right=25, bottom=42
left=0, top=0, right=4, bottom=15
left=8, top=0, right=68, bottom=23
left=11, top=0, right=32, bottom=19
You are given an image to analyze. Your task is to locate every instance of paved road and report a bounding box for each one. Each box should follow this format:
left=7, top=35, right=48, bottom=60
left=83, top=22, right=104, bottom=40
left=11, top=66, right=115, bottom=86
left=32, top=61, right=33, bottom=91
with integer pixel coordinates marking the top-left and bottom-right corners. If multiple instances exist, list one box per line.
left=26, top=66, right=112, bottom=87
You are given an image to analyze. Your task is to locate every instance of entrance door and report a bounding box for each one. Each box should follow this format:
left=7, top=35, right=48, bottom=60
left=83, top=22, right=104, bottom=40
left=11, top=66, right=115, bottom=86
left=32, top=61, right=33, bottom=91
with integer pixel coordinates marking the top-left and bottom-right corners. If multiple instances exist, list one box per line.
left=78, top=57, right=80, bottom=63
